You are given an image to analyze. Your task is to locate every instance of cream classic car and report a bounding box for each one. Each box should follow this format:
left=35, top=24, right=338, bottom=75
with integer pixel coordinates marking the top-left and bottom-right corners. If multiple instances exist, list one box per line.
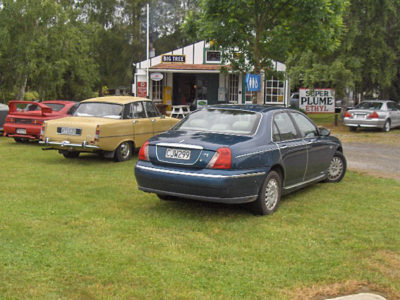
left=40, top=96, right=179, bottom=161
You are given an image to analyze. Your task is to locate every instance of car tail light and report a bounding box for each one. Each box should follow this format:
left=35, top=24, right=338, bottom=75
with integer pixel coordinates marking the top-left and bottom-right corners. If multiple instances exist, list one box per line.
left=40, top=122, right=46, bottom=140
left=6, top=116, right=14, bottom=123
left=94, top=125, right=100, bottom=142
left=33, top=119, right=43, bottom=125
left=139, top=141, right=149, bottom=161
left=367, top=111, right=379, bottom=119
left=207, top=147, right=232, bottom=169
left=344, top=111, right=352, bottom=118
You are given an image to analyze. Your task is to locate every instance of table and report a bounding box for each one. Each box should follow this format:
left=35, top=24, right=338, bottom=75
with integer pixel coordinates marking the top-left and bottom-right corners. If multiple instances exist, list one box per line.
left=170, top=105, right=190, bottom=119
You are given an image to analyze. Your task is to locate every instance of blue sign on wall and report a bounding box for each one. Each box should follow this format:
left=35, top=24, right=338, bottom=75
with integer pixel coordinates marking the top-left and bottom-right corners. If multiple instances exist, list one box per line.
left=245, top=74, right=261, bottom=92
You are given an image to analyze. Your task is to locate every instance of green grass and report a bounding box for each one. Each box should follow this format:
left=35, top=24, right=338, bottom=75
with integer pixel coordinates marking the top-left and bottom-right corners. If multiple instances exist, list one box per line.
left=0, top=138, right=400, bottom=299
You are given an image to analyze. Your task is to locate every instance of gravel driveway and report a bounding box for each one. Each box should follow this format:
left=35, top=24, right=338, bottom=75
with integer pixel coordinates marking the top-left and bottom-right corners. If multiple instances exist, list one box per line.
left=342, top=141, right=400, bottom=181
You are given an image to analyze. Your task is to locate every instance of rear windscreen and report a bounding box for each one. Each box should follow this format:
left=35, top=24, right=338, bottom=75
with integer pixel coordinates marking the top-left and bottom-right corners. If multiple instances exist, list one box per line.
left=356, top=102, right=383, bottom=110
left=174, top=108, right=261, bottom=135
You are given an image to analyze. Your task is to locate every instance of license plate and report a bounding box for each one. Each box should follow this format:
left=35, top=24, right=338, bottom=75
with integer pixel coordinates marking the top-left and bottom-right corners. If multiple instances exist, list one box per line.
left=16, top=128, right=26, bottom=134
left=165, top=148, right=191, bottom=160
left=58, top=127, right=81, bottom=136
left=355, top=114, right=365, bottom=119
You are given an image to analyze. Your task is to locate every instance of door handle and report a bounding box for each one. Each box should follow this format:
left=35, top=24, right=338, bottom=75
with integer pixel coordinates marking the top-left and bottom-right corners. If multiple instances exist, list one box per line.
left=279, top=145, right=288, bottom=149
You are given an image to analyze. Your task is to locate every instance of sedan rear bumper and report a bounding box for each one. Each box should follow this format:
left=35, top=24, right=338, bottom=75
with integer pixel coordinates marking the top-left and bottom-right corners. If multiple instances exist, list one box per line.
left=343, top=118, right=385, bottom=128
left=39, top=138, right=100, bottom=150
left=135, top=163, right=266, bottom=204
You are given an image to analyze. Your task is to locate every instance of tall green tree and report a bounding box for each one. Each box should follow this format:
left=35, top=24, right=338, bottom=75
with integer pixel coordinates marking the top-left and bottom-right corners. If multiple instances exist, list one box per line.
left=183, top=0, right=348, bottom=103
left=0, top=0, right=99, bottom=101
left=288, top=0, right=400, bottom=101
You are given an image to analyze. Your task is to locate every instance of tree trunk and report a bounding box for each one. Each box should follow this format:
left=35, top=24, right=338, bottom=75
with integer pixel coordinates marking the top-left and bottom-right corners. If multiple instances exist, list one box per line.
left=17, top=74, right=28, bottom=100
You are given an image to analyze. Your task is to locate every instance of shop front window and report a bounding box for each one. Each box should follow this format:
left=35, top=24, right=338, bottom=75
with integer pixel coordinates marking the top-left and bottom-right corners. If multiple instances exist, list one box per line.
left=228, top=74, right=239, bottom=103
left=152, top=78, right=163, bottom=101
left=264, top=78, right=284, bottom=104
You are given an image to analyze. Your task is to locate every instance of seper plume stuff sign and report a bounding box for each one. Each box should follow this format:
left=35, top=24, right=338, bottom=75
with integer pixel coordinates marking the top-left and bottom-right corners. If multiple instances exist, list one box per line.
left=299, top=88, right=335, bottom=113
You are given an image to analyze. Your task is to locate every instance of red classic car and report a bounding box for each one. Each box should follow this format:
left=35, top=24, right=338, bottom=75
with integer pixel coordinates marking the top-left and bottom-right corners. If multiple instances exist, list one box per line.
left=3, top=100, right=77, bottom=142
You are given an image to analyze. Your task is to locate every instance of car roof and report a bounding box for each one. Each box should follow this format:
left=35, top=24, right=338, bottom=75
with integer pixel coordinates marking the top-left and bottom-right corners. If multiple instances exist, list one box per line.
left=42, top=100, right=76, bottom=104
left=362, top=100, right=395, bottom=103
left=206, top=104, right=285, bottom=113
left=82, top=96, right=149, bottom=105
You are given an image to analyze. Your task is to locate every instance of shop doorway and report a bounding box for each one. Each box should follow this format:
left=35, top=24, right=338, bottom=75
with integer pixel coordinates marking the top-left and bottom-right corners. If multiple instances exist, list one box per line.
left=173, top=74, right=196, bottom=106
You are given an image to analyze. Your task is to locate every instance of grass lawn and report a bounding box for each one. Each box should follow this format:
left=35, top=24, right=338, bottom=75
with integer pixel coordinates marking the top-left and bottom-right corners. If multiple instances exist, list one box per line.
left=0, top=136, right=399, bottom=299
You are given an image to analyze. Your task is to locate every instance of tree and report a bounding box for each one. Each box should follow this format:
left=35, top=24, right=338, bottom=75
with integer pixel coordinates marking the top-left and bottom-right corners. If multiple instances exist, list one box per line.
left=183, top=0, right=348, bottom=103
left=287, top=0, right=400, bottom=102
left=0, top=0, right=99, bottom=101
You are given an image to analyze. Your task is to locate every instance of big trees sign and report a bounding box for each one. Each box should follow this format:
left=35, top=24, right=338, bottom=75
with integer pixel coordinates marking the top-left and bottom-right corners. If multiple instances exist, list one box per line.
left=299, top=88, right=335, bottom=113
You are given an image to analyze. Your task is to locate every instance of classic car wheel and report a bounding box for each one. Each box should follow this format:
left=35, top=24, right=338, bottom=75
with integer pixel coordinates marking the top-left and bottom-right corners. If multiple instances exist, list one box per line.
left=325, top=152, right=346, bottom=183
left=382, top=120, right=391, bottom=132
left=62, top=151, right=80, bottom=159
left=252, top=170, right=281, bottom=215
left=115, top=141, right=132, bottom=162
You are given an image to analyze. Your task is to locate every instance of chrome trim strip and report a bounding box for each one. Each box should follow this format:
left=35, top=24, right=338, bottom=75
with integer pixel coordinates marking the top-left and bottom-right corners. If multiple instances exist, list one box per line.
left=156, top=143, right=204, bottom=150
left=284, top=174, right=325, bottom=190
left=235, top=148, right=276, bottom=158
left=39, top=140, right=100, bottom=149
left=136, top=165, right=265, bottom=179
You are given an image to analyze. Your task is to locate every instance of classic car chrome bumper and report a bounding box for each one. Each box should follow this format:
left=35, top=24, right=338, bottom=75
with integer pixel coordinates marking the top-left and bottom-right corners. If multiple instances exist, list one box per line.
left=39, top=138, right=100, bottom=149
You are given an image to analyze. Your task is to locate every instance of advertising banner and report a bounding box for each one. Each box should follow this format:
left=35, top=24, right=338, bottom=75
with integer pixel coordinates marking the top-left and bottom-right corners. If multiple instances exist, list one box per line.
left=137, top=82, right=147, bottom=97
left=299, top=88, right=335, bottom=113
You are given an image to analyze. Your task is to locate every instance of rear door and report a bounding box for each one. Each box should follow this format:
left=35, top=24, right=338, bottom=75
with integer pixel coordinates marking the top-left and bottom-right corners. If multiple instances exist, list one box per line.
left=143, top=101, right=166, bottom=136
left=273, top=112, right=307, bottom=188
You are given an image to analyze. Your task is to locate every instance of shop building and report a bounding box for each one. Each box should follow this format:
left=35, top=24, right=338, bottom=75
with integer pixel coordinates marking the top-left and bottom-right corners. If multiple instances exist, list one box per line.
left=132, top=41, right=289, bottom=111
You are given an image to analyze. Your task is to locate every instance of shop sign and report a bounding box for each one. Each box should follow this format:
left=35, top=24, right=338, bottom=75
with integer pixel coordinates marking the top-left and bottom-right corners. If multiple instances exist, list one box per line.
left=299, top=88, right=335, bottom=113
left=151, top=72, right=163, bottom=81
left=137, top=82, right=147, bottom=97
left=162, top=55, right=186, bottom=63
left=245, top=74, right=261, bottom=92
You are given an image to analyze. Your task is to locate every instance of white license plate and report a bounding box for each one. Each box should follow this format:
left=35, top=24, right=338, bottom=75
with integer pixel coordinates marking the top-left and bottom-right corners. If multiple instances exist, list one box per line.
left=355, top=114, right=365, bottom=119
left=59, top=127, right=79, bottom=135
left=16, top=128, right=26, bottom=134
left=165, top=148, right=191, bottom=160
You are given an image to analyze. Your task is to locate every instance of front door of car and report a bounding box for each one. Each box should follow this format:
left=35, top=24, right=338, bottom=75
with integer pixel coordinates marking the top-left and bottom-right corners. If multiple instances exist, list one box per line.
left=273, top=112, right=307, bottom=188
left=129, top=102, right=154, bottom=148
left=290, top=112, right=332, bottom=180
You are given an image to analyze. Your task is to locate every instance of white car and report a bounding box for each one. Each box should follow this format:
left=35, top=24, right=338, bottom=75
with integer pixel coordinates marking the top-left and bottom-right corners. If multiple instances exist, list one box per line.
left=343, top=100, right=400, bottom=132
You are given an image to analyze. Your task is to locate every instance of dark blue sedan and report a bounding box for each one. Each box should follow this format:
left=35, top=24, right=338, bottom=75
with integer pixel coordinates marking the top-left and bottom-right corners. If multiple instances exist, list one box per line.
left=134, top=105, right=346, bottom=215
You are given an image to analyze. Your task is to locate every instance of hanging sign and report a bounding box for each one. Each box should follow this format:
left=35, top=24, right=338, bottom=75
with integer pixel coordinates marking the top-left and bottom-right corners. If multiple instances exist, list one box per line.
left=150, top=72, right=164, bottom=81
left=162, top=54, right=186, bottom=63
left=245, top=74, right=261, bottom=92
left=299, top=88, right=335, bottom=113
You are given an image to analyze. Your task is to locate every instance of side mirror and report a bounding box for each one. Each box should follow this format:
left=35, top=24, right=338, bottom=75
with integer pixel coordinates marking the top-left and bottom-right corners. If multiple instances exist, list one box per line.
left=318, top=127, right=331, bottom=137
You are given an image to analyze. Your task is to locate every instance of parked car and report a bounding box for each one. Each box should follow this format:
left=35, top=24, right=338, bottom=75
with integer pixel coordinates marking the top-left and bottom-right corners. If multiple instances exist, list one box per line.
left=40, top=96, right=179, bottom=162
left=343, top=100, right=400, bottom=132
left=135, top=105, right=346, bottom=215
left=289, top=92, right=299, bottom=107
left=0, top=103, right=8, bottom=132
left=3, top=100, right=77, bottom=142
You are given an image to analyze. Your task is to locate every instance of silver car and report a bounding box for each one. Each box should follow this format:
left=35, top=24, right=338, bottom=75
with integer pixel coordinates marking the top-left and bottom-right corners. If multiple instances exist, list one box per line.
left=343, top=100, right=400, bottom=132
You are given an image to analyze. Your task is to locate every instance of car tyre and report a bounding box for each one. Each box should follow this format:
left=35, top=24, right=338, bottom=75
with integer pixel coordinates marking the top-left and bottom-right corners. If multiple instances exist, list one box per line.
left=114, top=141, right=133, bottom=162
left=157, top=194, right=178, bottom=201
left=325, top=151, right=346, bottom=183
left=382, top=119, right=391, bottom=132
left=349, top=126, right=357, bottom=132
left=62, top=151, right=80, bottom=159
left=14, top=137, right=27, bottom=143
left=252, top=170, right=281, bottom=215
